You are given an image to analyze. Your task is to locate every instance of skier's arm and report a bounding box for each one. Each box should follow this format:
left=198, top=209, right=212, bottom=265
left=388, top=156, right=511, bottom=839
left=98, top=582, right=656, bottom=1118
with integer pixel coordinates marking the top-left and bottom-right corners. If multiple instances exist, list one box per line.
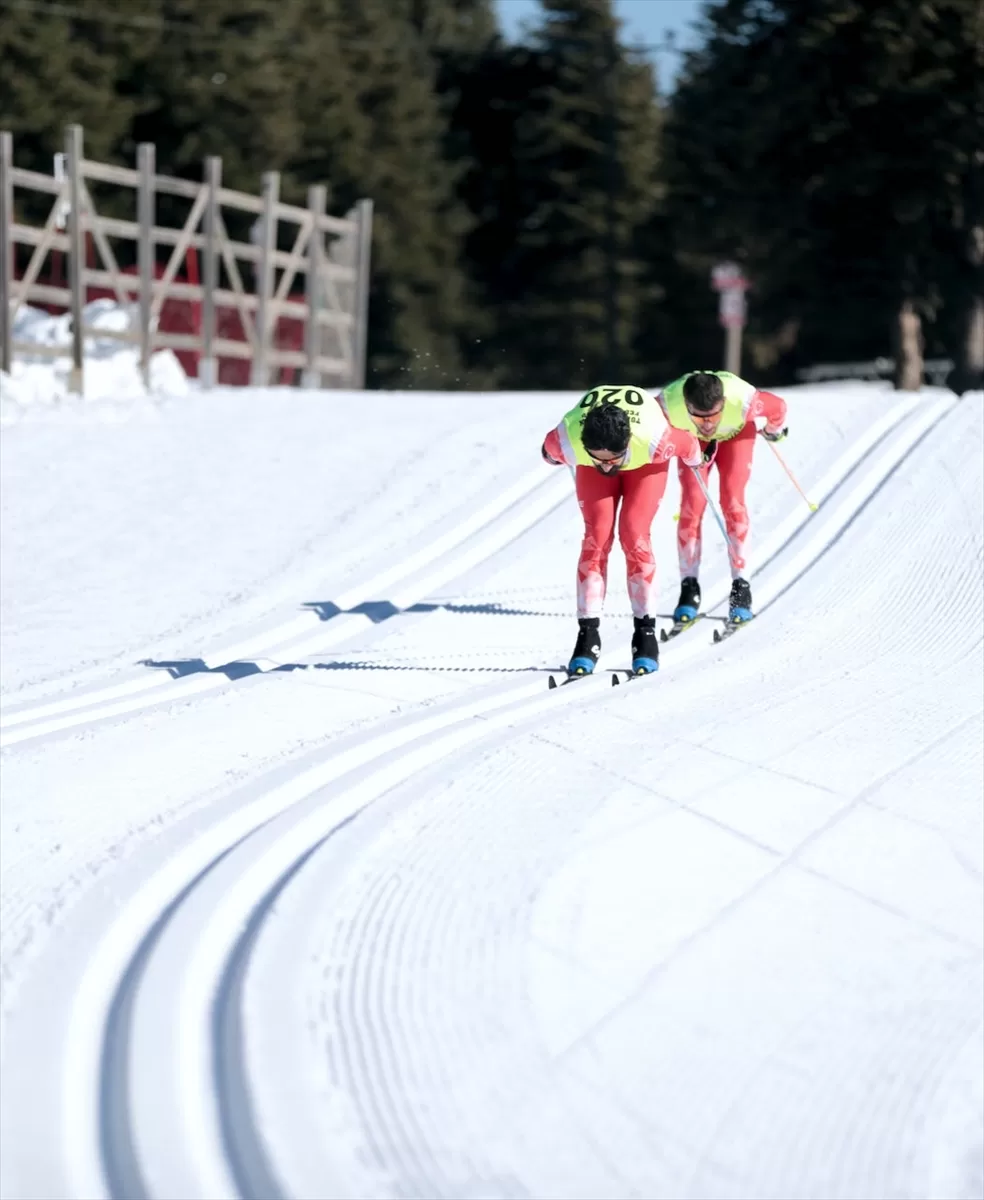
left=541, top=425, right=573, bottom=466
left=655, top=425, right=703, bottom=469
left=748, top=389, right=788, bottom=436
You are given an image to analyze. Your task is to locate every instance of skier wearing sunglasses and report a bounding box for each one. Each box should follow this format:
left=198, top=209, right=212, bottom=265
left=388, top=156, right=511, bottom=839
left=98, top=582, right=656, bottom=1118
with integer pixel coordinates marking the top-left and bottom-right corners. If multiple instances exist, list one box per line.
left=541, top=386, right=702, bottom=676
left=657, top=370, right=788, bottom=630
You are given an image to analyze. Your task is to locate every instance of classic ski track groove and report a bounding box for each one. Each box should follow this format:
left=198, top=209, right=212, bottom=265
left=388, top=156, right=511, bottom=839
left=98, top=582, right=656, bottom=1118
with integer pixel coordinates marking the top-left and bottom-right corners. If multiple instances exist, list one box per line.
left=0, top=467, right=573, bottom=747
left=0, top=395, right=923, bottom=746
left=284, top=402, right=979, bottom=1200
left=0, top=393, right=958, bottom=1200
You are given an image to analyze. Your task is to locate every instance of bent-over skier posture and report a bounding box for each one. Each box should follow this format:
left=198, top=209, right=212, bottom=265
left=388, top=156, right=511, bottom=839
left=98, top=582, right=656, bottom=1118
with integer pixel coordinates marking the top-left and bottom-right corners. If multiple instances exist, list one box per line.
left=542, top=385, right=702, bottom=675
left=657, top=370, right=788, bottom=626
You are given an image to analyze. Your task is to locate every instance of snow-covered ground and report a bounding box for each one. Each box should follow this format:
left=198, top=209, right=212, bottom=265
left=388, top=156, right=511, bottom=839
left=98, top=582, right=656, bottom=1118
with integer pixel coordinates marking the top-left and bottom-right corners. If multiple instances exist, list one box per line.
left=2, top=299, right=189, bottom=423
left=1, top=326, right=982, bottom=1200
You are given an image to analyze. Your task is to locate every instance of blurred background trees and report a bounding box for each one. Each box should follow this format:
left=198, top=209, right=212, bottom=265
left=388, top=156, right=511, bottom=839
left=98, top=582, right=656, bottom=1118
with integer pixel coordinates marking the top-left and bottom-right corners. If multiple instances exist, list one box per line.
left=1, top=0, right=980, bottom=390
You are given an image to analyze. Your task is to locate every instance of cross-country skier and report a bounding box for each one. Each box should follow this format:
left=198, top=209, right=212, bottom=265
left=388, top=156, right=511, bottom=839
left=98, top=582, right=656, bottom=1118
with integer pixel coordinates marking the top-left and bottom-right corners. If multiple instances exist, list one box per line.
left=657, top=370, right=788, bottom=626
left=541, top=385, right=703, bottom=676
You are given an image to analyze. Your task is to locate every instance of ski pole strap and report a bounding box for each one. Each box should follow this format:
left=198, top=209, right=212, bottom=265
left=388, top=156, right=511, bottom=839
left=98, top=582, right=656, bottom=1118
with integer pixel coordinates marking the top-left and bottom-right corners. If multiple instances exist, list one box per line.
left=689, top=465, right=739, bottom=555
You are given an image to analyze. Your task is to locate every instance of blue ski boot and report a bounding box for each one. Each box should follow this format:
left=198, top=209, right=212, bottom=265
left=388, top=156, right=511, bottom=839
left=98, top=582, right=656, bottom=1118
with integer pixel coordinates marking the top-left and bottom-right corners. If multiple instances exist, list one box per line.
left=568, top=617, right=601, bottom=676
left=729, top=577, right=754, bottom=623
left=673, top=576, right=701, bottom=625
left=631, top=616, right=659, bottom=674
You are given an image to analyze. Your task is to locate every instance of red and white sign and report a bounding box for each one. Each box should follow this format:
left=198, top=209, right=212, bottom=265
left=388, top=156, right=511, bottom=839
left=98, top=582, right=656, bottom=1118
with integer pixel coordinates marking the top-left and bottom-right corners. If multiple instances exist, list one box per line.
left=711, top=261, right=748, bottom=328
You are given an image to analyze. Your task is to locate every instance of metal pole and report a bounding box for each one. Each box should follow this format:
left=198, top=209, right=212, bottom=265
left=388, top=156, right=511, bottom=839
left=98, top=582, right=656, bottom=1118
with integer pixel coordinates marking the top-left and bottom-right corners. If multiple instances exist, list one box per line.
left=251, top=170, right=278, bottom=387
left=690, top=465, right=738, bottom=557
left=0, top=131, right=13, bottom=376
left=350, top=197, right=373, bottom=389
left=725, top=322, right=742, bottom=375
left=137, top=142, right=155, bottom=390
left=966, top=290, right=984, bottom=384
left=302, top=184, right=326, bottom=389
left=65, top=123, right=85, bottom=396
left=761, top=432, right=817, bottom=511
left=201, top=156, right=221, bottom=388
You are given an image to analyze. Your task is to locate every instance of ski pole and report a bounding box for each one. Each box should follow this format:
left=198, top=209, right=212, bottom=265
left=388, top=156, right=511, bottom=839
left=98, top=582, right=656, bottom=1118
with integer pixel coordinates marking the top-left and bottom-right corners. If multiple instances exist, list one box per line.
left=689, top=465, right=739, bottom=556
left=761, top=433, right=818, bottom=512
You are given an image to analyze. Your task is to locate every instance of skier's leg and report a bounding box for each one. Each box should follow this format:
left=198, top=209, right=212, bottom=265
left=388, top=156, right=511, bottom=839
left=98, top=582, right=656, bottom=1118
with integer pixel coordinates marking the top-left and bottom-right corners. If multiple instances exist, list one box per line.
left=618, top=461, right=669, bottom=672
left=567, top=466, right=618, bottom=673
left=716, top=421, right=757, bottom=618
left=675, top=454, right=709, bottom=620
left=618, top=460, right=670, bottom=618
left=574, top=465, right=619, bottom=617
left=716, top=421, right=756, bottom=580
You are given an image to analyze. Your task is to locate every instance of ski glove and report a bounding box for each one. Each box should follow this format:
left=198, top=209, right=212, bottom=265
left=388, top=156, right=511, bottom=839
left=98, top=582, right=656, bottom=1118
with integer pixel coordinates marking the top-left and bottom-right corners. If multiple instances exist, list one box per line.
left=762, top=426, right=788, bottom=443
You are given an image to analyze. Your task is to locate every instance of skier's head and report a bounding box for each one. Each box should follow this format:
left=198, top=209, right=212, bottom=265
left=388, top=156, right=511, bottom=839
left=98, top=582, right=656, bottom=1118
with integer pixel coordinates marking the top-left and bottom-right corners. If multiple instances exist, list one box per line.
left=582, top=401, right=630, bottom=474
left=683, top=372, right=726, bottom=436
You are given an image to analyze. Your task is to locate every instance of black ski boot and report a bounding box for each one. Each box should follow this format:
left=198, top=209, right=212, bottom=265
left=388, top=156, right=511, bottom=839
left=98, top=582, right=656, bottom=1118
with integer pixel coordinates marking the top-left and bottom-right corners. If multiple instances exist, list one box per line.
left=568, top=617, right=601, bottom=675
left=673, top=576, right=701, bottom=624
left=729, top=578, right=753, bottom=623
left=631, top=616, right=659, bottom=674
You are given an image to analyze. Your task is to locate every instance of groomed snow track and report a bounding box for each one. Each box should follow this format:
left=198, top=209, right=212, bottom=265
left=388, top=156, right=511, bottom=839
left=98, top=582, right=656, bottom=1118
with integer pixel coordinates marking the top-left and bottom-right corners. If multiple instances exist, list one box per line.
left=2, top=390, right=981, bottom=1200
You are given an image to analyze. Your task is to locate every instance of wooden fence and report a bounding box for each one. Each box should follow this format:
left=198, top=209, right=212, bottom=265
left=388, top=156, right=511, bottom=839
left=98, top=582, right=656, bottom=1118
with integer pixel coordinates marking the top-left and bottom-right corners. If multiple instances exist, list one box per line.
left=0, top=124, right=373, bottom=392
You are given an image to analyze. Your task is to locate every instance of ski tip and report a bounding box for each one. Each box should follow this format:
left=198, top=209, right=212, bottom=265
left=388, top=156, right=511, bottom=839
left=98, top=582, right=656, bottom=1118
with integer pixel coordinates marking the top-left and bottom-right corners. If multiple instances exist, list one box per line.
left=713, top=630, right=722, bottom=643
left=611, top=672, right=620, bottom=686
left=548, top=675, right=558, bottom=689
left=659, top=629, right=669, bottom=643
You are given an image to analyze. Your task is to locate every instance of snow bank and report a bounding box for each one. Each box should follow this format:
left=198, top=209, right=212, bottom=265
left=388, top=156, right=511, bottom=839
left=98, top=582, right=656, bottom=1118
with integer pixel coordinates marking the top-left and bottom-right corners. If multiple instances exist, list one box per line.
left=1, top=301, right=190, bottom=425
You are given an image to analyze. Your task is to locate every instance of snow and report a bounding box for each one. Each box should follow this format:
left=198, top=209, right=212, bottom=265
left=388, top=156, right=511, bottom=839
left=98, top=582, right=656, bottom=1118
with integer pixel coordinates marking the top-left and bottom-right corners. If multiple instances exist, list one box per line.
left=1, top=300, right=189, bottom=423
left=0, top=315, right=981, bottom=1200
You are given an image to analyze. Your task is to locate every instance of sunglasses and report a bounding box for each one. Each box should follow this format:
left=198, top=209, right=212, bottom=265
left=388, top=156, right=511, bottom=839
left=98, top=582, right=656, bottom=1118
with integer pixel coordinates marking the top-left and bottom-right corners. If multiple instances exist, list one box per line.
left=686, top=405, right=725, bottom=420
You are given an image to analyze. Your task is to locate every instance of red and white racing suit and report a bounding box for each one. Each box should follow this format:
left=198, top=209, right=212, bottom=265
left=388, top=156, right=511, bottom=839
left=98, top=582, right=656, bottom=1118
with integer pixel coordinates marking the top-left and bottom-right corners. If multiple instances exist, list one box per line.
left=542, top=423, right=702, bottom=618
left=667, top=389, right=787, bottom=580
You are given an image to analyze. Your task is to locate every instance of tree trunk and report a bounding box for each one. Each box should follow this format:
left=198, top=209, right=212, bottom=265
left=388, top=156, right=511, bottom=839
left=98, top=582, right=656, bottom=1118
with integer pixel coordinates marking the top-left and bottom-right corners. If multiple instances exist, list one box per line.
left=893, top=299, right=923, bottom=391
left=960, top=289, right=984, bottom=389
left=946, top=223, right=984, bottom=396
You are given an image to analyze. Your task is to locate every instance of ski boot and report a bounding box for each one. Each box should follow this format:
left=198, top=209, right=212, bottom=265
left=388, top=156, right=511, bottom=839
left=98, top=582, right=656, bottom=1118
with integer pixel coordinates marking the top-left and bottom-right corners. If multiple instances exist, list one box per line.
left=729, top=578, right=754, bottom=623
left=631, top=615, right=659, bottom=674
left=568, top=617, right=601, bottom=676
left=673, top=576, right=701, bottom=625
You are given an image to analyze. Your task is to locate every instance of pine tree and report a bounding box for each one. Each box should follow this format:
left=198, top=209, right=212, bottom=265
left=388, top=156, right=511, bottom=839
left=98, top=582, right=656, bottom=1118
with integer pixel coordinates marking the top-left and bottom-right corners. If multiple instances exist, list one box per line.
left=401, top=0, right=499, bottom=55
left=490, top=0, right=663, bottom=388
left=281, top=0, right=477, bottom=386
left=112, top=0, right=480, bottom=386
left=663, top=0, right=984, bottom=388
left=398, top=0, right=505, bottom=385
left=0, top=0, right=149, bottom=217
left=129, top=0, right=301, bottom=195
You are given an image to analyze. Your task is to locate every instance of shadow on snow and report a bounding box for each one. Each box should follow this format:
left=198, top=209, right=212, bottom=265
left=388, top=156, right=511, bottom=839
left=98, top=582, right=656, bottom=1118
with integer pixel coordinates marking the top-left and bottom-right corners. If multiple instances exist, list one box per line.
left=140, top=598, right=716, bottom=681
left=142, top=597, right=567, bottom=680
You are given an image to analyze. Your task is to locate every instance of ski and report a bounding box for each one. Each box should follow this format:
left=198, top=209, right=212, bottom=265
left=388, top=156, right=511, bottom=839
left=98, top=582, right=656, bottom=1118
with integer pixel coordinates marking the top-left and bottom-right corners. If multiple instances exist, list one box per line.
left=611, top=667, right=658, bottom=686
left=660, top=614, right=705, bottom=642
left=712, top=615, right=755, bottom=643
left=549, top=667, right=654, bottom=689
left=547, top=670, right=596, bottom=689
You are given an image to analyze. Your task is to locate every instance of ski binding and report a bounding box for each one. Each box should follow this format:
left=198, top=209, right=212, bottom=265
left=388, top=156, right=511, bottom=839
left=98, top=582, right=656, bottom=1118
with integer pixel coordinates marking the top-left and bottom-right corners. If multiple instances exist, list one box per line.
left=547, top=667, right=595, bottom=689
left=713, top=615, right=754, bottom=643
left=611, top=665, right=658, bottom=686
left=660, top=614, right=704, bottom=642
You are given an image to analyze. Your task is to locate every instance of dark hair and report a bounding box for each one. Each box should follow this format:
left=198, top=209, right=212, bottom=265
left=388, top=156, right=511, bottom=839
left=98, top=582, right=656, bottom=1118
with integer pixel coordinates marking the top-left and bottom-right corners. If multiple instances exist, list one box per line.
left=582, top=402, right=630, bottom=453
left=682, top=372, right=725, bottom=413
